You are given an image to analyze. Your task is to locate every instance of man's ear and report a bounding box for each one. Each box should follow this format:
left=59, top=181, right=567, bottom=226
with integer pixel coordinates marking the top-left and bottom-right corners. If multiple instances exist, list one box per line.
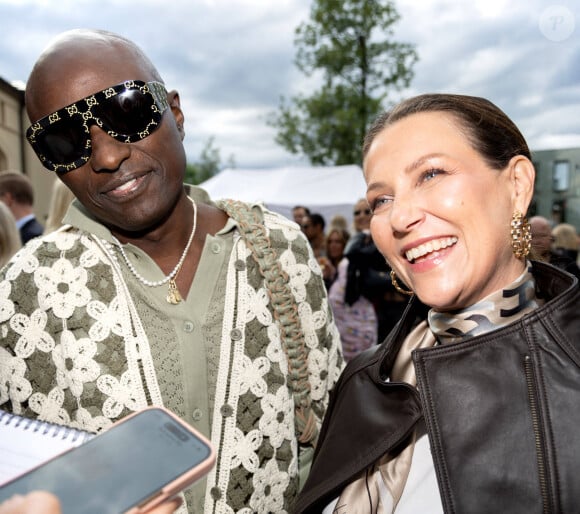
left=0, top=192, right=14, bottom=207
left=509, top=155, right=535, bottom=214
left=167, top=90, right=185, bottom=140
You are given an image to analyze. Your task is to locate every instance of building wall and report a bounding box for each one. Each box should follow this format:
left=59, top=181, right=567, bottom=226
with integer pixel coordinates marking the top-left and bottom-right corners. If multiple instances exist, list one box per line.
left=0, top=82, right=24, bottom=171
left=0, top=79, right=55, bottom=224
left=532, top=147, right=580, bottom=230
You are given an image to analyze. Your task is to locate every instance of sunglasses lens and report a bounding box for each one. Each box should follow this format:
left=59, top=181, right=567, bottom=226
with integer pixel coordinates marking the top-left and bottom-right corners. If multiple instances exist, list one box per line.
left=96, top=88, right=157, bottom=135
left=28, top=81, right=167, bottom=172
left=35, top=118, right=88, bottom=166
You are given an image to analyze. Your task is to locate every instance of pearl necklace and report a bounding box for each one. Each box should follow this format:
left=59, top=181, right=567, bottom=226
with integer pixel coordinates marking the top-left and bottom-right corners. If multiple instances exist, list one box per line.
left=111, top=197, right=197, bottom=304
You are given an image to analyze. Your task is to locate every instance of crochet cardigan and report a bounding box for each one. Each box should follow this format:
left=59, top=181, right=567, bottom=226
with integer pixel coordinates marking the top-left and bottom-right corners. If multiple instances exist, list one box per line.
left=0, top=197, right=344, bottom=513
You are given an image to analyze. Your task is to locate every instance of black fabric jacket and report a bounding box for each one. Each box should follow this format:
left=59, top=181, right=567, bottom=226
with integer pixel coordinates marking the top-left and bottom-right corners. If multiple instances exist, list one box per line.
left=294, top=261, right=580, bottom=514
left=20, top=217, right=44, bottom=244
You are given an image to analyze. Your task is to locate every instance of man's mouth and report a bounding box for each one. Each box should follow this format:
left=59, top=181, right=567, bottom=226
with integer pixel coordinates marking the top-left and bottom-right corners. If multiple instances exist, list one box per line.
left=113, top=177, right=140, bottom=194
left=405, top=237, right=458, bottom=263
left=105, top=173, right=149, bottom=197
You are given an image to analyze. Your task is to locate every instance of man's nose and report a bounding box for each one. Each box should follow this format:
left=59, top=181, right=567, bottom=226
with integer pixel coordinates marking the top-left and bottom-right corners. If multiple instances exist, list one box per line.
left=88, top=125, right=131, bottom=172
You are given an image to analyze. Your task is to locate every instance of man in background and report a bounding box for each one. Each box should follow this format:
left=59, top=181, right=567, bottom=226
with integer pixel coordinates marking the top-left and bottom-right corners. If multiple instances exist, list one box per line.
left=0, top=171, right=44, bottom=243
left=530, top=215, right=554, bottom=262
left=292, top=205, right=310, bottom=226
left=301, top=213, right=326, bottom=258
left=531, top=215, right=580, bottom=278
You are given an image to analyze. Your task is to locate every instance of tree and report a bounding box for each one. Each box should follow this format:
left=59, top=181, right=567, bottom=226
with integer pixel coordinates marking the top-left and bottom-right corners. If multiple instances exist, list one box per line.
left=185, top=136, right=235, bottom=185
left=269, top=0, right=417, bottom=166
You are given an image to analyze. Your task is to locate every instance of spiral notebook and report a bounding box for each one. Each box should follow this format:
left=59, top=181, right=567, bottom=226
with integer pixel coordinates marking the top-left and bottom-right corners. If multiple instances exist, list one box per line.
left=0, top=409, right=94, bottom=486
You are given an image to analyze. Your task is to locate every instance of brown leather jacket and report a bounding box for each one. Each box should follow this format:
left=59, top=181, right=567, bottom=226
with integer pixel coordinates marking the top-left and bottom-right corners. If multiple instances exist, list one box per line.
left=294, top=261, right=580, bottom=514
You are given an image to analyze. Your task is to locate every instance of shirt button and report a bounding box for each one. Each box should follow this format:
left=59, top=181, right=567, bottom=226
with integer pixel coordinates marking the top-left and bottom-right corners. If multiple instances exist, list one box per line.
left=234, top=259, right=246, bottom=271
left=220, top=404, right=233, bottom=417
left=192, top=408, right=203, bottom=421
left=210, top=487, right=221, bottom=500
left=230, top=328, right=242, bottom=341
left=183, top=321, right=195, bottom=333
left=211, top=242, right=221, bottom=254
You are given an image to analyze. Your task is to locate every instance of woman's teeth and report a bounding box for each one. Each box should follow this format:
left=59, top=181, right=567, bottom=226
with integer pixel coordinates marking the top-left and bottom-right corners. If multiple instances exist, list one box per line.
left=405, top=237, right=458, bottom=262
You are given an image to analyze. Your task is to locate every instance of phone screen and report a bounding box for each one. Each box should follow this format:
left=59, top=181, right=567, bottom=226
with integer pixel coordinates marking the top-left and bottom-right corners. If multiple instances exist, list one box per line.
left=0, top=408, right=213, bottom=514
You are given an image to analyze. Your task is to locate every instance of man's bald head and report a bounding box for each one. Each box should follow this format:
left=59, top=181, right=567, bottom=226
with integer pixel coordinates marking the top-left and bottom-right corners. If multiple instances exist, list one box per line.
left=26, top=29, right=163, bottom=122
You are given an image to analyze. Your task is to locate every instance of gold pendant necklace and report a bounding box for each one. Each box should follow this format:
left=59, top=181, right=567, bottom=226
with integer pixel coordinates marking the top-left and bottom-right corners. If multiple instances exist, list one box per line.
left=167, top=276, right=183, bottom=304
left=111, top=197, right=197, bottom=305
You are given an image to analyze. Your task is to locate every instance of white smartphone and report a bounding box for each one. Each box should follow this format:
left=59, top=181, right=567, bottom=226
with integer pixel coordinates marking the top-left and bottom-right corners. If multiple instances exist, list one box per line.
left=0, top=406, right=215, bottom=513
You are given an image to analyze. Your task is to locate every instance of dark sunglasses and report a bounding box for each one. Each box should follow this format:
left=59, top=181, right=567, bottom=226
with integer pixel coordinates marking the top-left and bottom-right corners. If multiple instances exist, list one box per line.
left=354, top=209, right=371, bottom=216
left=26, top=80, right=169, bottom=173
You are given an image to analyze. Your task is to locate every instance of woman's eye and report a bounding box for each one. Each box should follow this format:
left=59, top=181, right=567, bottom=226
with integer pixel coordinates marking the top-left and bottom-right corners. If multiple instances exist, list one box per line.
left=370, top=196, right=393, bottom=212
left=422, top=168, right=444, bottom=182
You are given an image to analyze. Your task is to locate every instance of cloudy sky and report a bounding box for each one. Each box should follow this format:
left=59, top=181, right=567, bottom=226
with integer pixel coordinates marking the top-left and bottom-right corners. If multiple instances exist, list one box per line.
left=0, top=0, right=578, bottom=169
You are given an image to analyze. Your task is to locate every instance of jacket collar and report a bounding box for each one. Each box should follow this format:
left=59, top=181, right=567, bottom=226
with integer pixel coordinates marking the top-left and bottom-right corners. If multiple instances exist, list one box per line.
left=377, top=260, right=578, bottom=379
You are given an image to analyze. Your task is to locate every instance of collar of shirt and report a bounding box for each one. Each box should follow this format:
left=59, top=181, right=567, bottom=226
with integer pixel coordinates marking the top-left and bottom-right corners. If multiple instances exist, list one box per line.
left=63, top=185, right=237, bottom=241
left=15, top=213, right=35, bottom=229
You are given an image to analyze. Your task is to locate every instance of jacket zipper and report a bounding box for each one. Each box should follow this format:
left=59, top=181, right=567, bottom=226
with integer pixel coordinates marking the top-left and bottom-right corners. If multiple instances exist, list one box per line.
left=523, top=354, right=550, bottom=514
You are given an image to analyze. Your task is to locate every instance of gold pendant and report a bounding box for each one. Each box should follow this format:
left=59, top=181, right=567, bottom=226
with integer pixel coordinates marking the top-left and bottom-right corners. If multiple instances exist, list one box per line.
left=166, top=279, right=182, bottom=304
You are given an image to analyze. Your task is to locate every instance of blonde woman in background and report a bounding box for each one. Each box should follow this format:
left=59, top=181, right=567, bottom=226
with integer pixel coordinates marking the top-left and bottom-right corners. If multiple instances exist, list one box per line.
left=551, top=222, right=580, bottom=278
left=0, top=201, right=21, bottom=268
left=43, top=180, right=75, bottom=234
left=552, top=223, right=579, bottom=257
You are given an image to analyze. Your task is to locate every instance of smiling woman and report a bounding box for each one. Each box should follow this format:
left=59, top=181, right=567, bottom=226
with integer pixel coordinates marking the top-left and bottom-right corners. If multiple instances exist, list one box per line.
left=294, top=94, right=580, bottom=514
left=365, top=106, right=531, bottom=311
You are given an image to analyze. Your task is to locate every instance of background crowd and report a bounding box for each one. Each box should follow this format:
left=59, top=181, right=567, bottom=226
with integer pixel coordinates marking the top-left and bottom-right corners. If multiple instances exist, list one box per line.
left=1, top=171, right=580, bottom=363
left=294, top=199, right=409, bottom=361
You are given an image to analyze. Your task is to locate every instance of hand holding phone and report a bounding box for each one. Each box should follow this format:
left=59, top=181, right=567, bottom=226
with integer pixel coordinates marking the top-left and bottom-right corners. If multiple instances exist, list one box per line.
left=0, top=491, right=61, bottom=514
left=0, top=407, right=215, bottom=514
left=0, top=491, right=182, bottom=514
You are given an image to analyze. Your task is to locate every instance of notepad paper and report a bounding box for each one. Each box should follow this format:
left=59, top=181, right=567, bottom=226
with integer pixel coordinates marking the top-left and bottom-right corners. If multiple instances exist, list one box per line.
left=0, top=409, right=94, bottom=485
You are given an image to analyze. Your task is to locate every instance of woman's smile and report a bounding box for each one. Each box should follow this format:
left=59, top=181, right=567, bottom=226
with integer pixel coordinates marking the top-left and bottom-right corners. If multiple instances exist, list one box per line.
left=404, top=236, right=458, bottom=263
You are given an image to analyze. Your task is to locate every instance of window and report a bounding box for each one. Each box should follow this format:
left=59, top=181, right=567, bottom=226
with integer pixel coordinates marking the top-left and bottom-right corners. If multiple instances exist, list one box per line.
left=553, top=160, right=570, bottom=191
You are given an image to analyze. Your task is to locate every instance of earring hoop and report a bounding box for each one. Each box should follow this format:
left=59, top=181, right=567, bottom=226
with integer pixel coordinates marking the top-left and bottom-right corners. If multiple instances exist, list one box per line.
left=390, top=270, right=413, bottom=296
left=511, top=211, right=531, bottom=259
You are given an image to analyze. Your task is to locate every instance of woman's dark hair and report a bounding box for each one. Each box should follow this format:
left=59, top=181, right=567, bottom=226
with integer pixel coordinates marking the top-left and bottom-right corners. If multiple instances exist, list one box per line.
left=363, top=94, right=531, bottom=170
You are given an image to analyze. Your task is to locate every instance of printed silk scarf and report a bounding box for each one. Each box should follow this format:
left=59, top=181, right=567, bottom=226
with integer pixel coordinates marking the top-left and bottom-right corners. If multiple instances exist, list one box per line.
left=335, top=263, right=539, bottom=513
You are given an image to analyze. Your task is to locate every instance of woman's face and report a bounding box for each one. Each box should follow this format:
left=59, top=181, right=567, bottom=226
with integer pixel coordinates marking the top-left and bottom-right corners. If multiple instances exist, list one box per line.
left=327, top=230, right=346, bottom=260
left=365, top=111, right=528, bottom=311
left=353, top=199, right=372, bottom=232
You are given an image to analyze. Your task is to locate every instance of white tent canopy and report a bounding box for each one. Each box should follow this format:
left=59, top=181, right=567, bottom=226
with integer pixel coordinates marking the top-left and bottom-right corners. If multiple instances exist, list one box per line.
left=198, top=165, right=367, bottom=227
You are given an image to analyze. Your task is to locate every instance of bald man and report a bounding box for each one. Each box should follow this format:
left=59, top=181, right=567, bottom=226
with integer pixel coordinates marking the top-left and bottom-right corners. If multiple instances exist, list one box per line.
left=0, top=29, right=343, bottom=513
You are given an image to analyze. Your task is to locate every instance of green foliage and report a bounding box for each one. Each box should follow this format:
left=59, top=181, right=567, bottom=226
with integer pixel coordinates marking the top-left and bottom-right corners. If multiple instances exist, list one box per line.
left=269, top=0, right=418, bottom=166
left=185, top=136, right=236, bottom=185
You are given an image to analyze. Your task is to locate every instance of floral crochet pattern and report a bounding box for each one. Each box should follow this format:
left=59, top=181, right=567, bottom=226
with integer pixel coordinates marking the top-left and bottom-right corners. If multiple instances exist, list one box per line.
left=35, top=258, right=91, bottom=318
left=0, top=193, right=344, bottom=514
